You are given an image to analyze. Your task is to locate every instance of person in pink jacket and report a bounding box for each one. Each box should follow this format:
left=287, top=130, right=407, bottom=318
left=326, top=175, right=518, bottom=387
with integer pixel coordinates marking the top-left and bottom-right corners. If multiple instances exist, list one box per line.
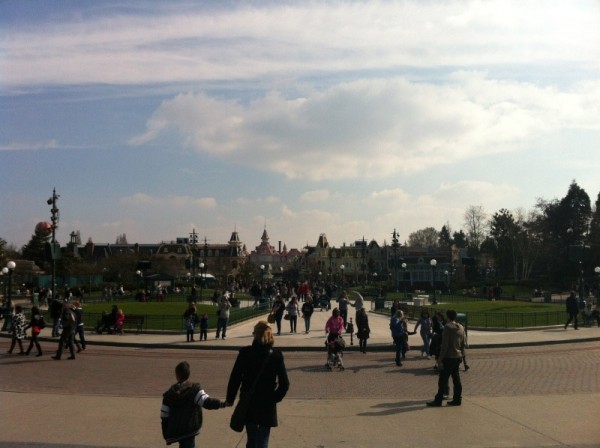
left=325, top=308, right=345, bottom=341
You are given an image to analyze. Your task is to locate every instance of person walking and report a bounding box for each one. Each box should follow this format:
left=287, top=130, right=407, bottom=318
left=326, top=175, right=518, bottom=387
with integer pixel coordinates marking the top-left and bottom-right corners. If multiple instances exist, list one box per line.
left=52, top=303, right=77, bottom=360
left=356, top=307, right=370, bottom=354
left=301, top=296, right=314, bottom=333
left=216, top=293, right=232, bottom=339
left=161, top=361, right=228, bottom=448
left=227, top=321, right=290, bottom=448
left=271, top=295, right=285, bottom=336
left=564, top=291, right=579, bottom=330
left=7, top=305, right=26, bottom=355
left=73, top=301, right=86, bottom=352
left=413, top=310, right=433, bottom=359
left=286, top=297, right=299, bottom=333
left=49, top=295, right=63, bottom=337
left=427, top=309, right=466, bottom=407
left=390, top=310, right=407, bottom=366
left=336, top=291, right=350, bottom=329
left=24, top=305, right=45, bottom=356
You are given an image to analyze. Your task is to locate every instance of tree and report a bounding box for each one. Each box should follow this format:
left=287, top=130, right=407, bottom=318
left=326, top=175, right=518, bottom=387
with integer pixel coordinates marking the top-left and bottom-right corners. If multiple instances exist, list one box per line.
left=115, top=234, right=128, bottom=245
left=452, top=230, right=467, bottom=248
left=463, top=205, right=487, bottom=253
left=438, top=223, right=453, bottom=247
left=489, top=208, right=519, bottom=280
left=535, top=181, right=592, bottom=287
left=408, top=227, right=439, bottom=248
left=588, top=191, right=600, bottom=257
left=21, top=230, right=51, bottom=268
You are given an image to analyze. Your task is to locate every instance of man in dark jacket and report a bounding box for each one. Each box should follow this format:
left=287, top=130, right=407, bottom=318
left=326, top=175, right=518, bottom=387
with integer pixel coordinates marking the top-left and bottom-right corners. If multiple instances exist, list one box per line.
left=564, top=291, right=579, bottom=330
left=427, top=309, right=466, bottom=407
left=161, top=361, right=227, bottom=447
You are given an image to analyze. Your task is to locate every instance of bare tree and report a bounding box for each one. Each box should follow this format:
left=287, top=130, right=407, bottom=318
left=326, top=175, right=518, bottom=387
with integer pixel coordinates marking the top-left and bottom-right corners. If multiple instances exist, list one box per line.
left=463, top=205, right=487, bottom=252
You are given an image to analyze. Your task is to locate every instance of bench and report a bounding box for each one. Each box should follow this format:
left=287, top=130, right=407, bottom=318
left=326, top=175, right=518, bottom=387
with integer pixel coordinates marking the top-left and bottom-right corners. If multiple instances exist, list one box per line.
left=123, top=315, right=145, bottom=334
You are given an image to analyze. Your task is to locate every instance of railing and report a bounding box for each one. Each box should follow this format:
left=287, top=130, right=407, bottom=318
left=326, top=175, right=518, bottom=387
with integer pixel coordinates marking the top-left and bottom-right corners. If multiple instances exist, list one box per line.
left=373, top=304, right=567, bottom=329
left=81, top=301, right=271, bottom=333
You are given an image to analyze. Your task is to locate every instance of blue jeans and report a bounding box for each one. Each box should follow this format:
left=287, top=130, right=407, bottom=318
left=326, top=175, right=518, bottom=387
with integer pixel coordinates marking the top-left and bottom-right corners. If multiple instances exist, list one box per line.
left=216, top=317, right=228, bottom=338
left=420, top=332, right=431, bottom=355
left=304, top=316, right=311, bottom=332
left=246, top=424, right=270, bottom=448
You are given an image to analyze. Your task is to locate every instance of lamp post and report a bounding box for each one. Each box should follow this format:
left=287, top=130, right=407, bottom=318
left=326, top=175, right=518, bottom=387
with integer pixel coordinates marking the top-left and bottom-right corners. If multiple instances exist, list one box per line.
left=340, top=264, right=345, bottom=288
left=595, top=266, right=600, bottom=307
left=136, top=269, right=143, bottom=299
left=1, top=261, right=16, bottom=331
left=392, top=229, right=400, bottom=292
left=199, top=262, right=205, bottom=301
left=430, top=259, right=438, bottom=305
left=401, top=262, right=407, bottom=299
left=260, top=265, right=265, bottom=303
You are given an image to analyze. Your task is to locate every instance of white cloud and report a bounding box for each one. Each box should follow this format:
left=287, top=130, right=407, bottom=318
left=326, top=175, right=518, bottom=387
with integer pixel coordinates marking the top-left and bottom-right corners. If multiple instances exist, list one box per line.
left=131, top=74, right=600, bottom=181
left=2, top=1, right=598, bottom=89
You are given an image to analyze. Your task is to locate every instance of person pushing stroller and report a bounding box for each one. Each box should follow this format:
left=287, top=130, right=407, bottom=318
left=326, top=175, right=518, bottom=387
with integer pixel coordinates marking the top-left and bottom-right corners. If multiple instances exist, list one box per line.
left=325, top=308, right=345, bottom=371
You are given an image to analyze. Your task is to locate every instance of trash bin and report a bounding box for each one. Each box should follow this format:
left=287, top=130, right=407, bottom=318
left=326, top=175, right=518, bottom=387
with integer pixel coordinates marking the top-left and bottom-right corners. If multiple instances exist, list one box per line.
left=456, top=312, right=468, bottom=330
left=374, top=298, right=386, bottom=310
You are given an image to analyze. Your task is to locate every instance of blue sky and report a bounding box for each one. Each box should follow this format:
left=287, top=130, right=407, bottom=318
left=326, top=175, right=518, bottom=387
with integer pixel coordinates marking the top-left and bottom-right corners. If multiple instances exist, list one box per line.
left=1, top=0, right=599, bottom=251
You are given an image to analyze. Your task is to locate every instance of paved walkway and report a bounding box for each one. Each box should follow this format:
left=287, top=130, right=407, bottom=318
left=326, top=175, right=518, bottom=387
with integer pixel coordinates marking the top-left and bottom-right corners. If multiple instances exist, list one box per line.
left=53, top=306, right=600, bottom=351
left=2, top=305, right=600, bottom=448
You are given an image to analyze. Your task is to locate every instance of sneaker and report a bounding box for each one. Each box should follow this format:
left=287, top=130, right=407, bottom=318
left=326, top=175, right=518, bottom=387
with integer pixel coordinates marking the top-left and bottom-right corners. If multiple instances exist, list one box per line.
left=222, top=337, right=226, bottom=340
left=447, top=400, right=461, bottom=406
left=426, top=401, right=442, bottom=407
left=427, top=355, right=431, bottom=360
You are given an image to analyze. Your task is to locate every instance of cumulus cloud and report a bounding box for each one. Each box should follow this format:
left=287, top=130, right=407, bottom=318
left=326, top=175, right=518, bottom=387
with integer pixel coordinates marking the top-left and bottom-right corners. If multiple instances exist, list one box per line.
left=130, top=74, right=600, bottom=181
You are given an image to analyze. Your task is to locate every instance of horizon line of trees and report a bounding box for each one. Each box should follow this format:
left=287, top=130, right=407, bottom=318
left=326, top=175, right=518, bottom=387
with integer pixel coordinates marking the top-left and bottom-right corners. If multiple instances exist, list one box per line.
left=2, top=180, right=599, bottom=291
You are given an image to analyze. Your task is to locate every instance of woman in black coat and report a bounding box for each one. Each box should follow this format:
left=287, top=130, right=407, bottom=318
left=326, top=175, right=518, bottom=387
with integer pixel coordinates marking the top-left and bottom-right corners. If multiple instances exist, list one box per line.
left=227, top=320, right=289, bottom=448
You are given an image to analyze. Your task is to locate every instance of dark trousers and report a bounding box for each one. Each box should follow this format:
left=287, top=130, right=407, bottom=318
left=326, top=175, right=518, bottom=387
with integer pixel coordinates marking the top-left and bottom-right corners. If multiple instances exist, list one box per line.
left=56, top=329, right=76, bottom=359
left=565, top=312, right=578, bottom=329
left=26, top=333, right=42, bottom=355
left=359, top=337, right=367, bottom=353
left=216, top=317, right=228, bottom=338
left=435, top=357, right=462, bottom=403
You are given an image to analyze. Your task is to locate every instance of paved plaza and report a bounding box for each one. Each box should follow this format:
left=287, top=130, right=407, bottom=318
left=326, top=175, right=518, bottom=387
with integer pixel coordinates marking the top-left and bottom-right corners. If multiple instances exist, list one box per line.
left=1, top=307, right=600, bottom=448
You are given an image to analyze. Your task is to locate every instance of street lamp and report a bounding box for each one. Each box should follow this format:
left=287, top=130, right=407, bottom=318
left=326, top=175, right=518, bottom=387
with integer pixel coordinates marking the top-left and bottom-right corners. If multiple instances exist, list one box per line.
left=401, top=262, right=407, bottom=298
left=199, top=262, right=205, bottom=301
left=340, top=265, right=345, bottom=288
left=430, top=259, right=438, bottom=305
left=136, top=270, right=143, bottom=299
left=1, top=261, right=16, bottom=331
left=260, top=265, right=265, bottom=302
left=595, top=266, right=600, bottom=307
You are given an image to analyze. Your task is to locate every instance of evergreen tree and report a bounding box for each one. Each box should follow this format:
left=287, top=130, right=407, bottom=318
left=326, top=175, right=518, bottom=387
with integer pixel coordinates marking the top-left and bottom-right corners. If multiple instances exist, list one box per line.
left=21, top=229, right=51, bottom=268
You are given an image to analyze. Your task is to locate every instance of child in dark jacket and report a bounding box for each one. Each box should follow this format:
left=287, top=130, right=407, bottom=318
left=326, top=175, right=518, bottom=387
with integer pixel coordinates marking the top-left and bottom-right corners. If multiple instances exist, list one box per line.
left=161, top=361, right=228, bottom=447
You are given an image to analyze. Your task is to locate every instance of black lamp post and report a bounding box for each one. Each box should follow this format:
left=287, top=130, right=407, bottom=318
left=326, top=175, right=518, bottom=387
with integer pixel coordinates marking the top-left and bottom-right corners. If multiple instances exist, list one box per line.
left=199, top=262, right=205, bottom=301
left=392, top=229, right=400, bottom=292
left=340, top=264, right=345, bottom=288
left=430, top=259, right=438, bottom=305
left=260, top=265, right=265, bottom=302
left=1, top=261, right=16, bottom=331
left=401, top=262, right=407, bottom=299
left=595, top=266, right=600, bottom=307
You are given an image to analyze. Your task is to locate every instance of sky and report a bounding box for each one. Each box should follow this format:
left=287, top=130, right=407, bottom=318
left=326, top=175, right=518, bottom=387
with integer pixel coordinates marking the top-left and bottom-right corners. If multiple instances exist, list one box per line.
left=1, top=0, right=600, bottom=252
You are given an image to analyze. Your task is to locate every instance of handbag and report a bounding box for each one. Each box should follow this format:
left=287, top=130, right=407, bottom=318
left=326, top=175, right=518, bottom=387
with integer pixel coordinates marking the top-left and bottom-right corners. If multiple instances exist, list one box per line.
left=267, top=313, right=275, bottom=324
left=230, top=350, right=272, bottom=432
left=284, top=313, right=290, bottom=320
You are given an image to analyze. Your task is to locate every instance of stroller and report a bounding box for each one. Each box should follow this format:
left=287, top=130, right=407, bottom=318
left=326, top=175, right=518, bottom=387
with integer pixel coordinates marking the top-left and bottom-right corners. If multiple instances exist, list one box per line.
left=325, top=333, right=345, bottom=371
